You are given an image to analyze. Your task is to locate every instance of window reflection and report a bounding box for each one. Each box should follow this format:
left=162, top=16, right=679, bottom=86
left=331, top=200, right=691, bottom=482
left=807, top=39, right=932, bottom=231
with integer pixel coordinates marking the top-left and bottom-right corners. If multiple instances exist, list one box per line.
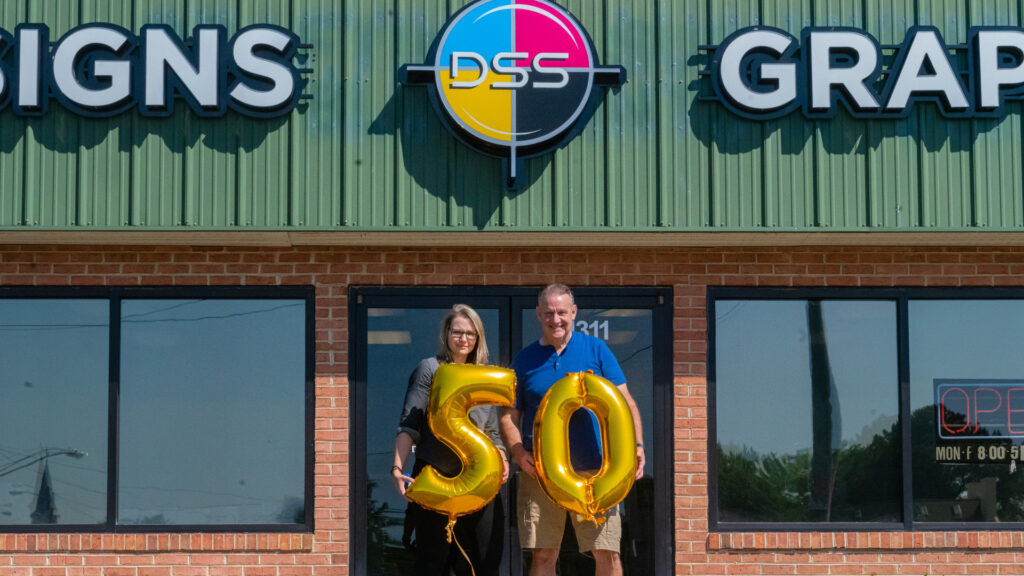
left=0, top=300, right=108, bottom=525
left=714, top=300, right=901, bottom=523
left=911, top=301, right=1024, bottom=522
left=119, top=299, right=305, bottom=525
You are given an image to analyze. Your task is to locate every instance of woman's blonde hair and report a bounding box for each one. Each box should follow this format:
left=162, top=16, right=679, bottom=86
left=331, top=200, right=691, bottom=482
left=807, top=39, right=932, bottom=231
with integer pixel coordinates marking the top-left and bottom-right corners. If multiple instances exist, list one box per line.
left=439, top=303, right=489, bottom=364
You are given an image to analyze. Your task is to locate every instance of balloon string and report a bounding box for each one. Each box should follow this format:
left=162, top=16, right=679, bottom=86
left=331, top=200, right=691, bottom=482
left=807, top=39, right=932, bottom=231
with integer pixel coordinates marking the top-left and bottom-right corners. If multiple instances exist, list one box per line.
left=445, top=518, right=455, bottom=543
left=445, top=518, right=476, bottom=576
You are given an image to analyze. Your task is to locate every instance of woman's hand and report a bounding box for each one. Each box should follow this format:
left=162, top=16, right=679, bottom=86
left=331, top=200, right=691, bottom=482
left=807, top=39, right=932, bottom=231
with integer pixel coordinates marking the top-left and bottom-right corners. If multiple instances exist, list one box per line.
left=391, top=467, right=415, bottom=499
left=501, top=451, right=510, bottom=483
left=392, top=432, right=415, bottom=499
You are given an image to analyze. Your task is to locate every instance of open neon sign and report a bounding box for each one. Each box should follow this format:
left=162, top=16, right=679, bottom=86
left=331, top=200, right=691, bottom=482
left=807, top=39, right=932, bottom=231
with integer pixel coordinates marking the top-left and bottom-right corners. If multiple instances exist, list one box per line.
left=936, top=381, right=1024, bottom=439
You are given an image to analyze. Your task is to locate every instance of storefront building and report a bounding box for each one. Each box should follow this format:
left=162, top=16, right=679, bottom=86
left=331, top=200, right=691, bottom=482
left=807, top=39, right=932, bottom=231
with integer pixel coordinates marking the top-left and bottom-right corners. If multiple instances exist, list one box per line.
left=5, top=1, right=1024, bottom=575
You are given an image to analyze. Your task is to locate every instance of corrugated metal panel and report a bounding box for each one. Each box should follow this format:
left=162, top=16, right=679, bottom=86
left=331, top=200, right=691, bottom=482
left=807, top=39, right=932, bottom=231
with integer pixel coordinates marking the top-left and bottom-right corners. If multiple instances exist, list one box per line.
left=78, top=2, right=129, bottom=229
left=2, top=0, right=1024, bottom=232
left=0, top=2, right=27, bottom=227
left=708, top=0, right=763, bottom=229
left=665, top=0, right=711, bottom=229
left=814, top=0, right=868, bottom=229
left=133, top=0, right=186, bottom=228
left=761, top=0, right=815, bottom=230
left=241, top=0, right=294, bottom=228
left=865, top=0, right=917, bottom=229
left=971, top=0, right=1024, bottom=228
left=917, top=0, right=971, bottom=229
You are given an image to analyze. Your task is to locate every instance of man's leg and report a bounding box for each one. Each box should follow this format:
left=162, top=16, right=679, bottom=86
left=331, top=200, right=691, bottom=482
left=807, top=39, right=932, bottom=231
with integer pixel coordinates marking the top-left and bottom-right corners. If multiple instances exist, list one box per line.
left=518, top=473, right=566, bottom=576
left=591, top=550, right=622, bottom=576
left=528, top=548, right=560, bottom=576
left=572, top=504, right=623, bottom=576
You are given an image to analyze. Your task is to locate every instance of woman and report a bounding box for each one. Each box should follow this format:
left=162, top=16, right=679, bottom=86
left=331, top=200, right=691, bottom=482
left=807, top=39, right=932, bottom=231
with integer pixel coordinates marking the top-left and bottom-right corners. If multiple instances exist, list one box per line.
left=391, top=304, right=508, bottom=576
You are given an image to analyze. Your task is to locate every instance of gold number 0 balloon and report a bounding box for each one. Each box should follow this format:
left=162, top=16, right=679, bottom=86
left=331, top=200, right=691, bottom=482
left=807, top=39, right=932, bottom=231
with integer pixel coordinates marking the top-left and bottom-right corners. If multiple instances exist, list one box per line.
left=533, top=371, right=637, bottom=525
left=405, top=363, right=516, bottom=523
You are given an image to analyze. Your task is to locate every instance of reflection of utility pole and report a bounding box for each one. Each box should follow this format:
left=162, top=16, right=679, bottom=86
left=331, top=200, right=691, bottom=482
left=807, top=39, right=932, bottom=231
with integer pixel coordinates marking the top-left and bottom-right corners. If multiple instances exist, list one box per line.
left=808, top=301, right=841, bottom=521
left=0, top=448, right=86, bottom=479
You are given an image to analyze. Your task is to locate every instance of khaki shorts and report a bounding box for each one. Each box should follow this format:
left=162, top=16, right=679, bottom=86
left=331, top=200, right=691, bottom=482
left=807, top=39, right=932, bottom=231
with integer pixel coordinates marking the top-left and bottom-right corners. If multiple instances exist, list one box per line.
left=516, top=471, right=621, bottom=553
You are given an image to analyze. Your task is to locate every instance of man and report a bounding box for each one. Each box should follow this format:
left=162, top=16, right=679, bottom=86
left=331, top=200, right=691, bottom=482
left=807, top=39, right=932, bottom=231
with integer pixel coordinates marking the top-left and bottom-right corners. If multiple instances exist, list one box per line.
left=500, top=284, right=645, bottom=576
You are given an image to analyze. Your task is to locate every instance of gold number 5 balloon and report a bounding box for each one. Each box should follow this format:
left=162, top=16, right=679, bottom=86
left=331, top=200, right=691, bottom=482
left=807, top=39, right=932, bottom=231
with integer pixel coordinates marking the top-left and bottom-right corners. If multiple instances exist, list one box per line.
left=405, top=363, right=517, bottom=523
left=533, top=371, right=637, bottom=524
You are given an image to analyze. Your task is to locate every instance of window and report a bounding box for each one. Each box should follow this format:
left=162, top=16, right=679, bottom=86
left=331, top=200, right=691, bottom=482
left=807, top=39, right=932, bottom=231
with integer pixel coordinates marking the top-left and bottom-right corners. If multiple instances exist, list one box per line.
left=350, top=287, right=673, bottom=576
left=910, top=300, right=1024, bottom=523
left=0, top=288, right=314, bottom=532
left=710, top=288, right=1024, bottom=531
left=0, top=299, right=109, bottom=526
left=713, top=299, right=901, bottom=524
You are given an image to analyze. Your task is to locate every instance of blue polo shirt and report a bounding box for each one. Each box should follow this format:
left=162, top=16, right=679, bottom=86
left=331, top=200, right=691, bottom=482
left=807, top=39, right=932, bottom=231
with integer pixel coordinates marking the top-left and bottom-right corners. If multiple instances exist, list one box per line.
left=513, top=332, right=626, bottom=471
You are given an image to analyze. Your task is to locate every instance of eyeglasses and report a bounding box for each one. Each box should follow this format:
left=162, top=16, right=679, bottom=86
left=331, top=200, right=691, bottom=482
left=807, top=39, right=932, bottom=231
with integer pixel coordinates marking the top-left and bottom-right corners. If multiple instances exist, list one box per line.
left=449, top=330, right=477, bottom=341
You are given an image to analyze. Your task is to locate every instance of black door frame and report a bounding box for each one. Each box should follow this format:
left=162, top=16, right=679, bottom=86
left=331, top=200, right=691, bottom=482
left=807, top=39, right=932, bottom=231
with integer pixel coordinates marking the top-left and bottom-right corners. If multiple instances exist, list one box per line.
left=350, top=286, right=674, bottom=576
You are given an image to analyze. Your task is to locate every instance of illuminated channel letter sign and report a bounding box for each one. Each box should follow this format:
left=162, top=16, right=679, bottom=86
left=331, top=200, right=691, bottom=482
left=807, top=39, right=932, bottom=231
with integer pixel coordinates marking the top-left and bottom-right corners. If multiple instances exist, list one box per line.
left=400, top=0, right=625, bottom=188
left=709, top=26, right=1024, bottom=121
left=0, top=24, right=309, bottom=118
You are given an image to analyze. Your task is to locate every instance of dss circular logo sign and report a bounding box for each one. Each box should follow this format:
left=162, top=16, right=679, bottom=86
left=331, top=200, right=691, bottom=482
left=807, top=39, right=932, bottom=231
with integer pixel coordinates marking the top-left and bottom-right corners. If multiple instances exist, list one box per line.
left=402, top=0, right=624, bottom=187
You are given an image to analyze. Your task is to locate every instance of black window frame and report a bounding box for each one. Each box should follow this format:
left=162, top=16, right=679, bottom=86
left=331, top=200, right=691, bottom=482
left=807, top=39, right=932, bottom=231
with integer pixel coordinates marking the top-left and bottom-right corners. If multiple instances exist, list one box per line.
left=349, top=286, right=674, bottom=576
left=0, top=286, right=316, bottom=534
left=709, top=286, right=1024, bottom=533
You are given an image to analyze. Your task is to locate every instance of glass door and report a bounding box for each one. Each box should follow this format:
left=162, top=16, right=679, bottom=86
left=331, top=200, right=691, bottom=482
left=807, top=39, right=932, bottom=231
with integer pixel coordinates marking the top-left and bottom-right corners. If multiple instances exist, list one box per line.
left=352, top=288, right=671, bottom=576
left=353, top=294, right=509, bottom=576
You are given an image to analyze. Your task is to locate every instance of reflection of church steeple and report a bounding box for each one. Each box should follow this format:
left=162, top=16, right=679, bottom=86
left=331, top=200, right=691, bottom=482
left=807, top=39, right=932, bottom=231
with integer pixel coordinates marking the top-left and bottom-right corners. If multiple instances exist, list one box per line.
left=31, top=462, right=57, bottom=524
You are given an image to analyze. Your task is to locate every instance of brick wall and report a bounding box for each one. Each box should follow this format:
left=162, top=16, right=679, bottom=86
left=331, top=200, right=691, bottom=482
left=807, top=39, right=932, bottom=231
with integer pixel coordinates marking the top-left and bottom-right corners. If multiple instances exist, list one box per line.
left=3, top=244, right=1024, bottom=576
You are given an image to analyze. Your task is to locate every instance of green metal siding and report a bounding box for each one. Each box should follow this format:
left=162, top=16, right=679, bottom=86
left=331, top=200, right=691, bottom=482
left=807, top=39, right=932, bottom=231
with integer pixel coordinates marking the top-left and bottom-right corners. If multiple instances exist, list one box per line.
left=2, top=0, right=1024, bottom=232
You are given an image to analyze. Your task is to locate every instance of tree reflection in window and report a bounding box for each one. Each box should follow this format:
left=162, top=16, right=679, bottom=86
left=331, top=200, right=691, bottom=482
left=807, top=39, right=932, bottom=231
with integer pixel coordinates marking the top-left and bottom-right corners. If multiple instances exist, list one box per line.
left=366, top=480, right=412, bottom=576
left=912, top=404, right=1024, bottom=522
left=715, top=299, right=901, bottom=524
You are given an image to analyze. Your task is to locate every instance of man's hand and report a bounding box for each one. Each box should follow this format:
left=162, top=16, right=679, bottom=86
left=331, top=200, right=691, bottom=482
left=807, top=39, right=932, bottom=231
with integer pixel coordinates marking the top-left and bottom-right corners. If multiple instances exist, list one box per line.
left=510, top=442, right=537, bottom=479
left=635, top=446, right=646, bottom=480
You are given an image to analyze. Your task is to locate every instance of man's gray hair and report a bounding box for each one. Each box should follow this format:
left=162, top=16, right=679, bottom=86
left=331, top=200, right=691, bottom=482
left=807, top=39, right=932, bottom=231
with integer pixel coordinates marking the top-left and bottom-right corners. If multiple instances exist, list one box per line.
left=537, top=283, right=575, bottom=306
